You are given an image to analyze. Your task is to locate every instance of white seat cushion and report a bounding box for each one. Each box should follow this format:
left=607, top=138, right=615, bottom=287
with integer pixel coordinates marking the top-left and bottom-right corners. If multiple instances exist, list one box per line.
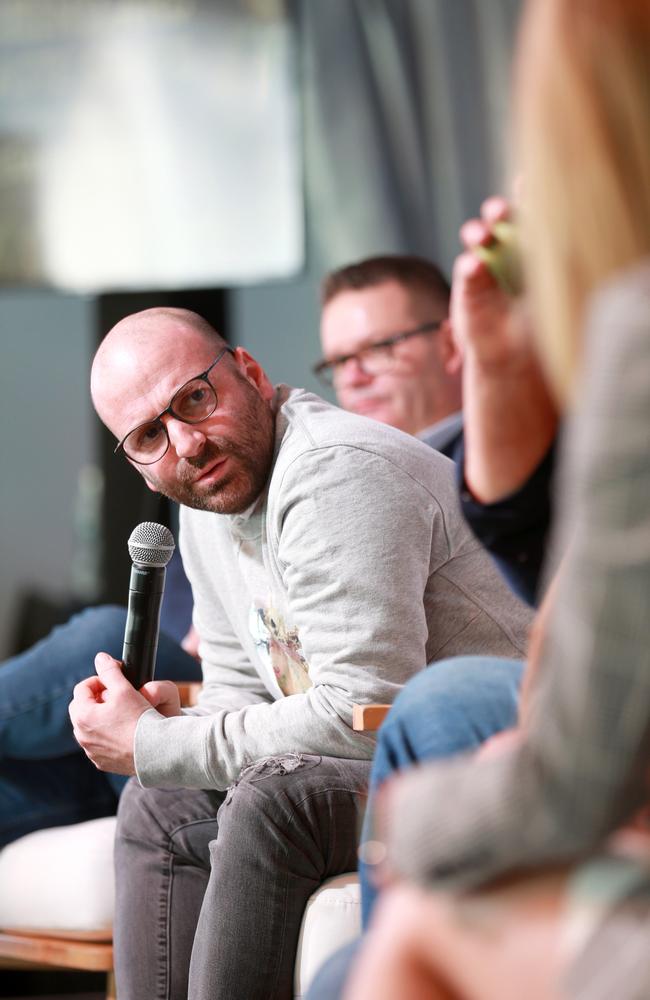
left=0, top=817, right=116, bottom=936
left=293, top=873, right=361, bottom=998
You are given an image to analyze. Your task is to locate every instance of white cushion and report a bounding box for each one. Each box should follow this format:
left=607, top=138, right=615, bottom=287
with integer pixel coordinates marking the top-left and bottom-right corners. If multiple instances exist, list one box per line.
left=0, top=818, right=361, bottom=996
left=293, top=873, right=361, bottom=998
left=0, top=817, right=115, bottom=935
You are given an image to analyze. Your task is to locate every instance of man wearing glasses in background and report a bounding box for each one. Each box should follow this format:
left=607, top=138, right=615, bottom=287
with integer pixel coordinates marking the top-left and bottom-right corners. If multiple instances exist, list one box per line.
left=315, top=253, right=549, bottom=606
left=315, top=255, right=463, bottom=456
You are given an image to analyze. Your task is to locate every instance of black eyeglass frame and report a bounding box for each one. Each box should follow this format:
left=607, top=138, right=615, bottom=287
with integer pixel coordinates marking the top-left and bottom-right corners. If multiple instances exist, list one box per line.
left=312, top=319, right=443, bottom=384
left=114, top=345, right=234, bottom=465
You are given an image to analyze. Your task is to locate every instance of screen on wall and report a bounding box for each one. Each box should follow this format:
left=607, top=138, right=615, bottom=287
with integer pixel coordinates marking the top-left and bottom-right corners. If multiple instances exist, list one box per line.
left=0, top=0, right=303, bottom=291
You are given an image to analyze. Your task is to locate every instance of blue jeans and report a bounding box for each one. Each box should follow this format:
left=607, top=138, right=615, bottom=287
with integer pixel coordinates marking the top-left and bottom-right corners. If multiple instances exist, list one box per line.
left=0, top=605, right=201, bottom=848
left=307, top=654, right=523, bottom=1000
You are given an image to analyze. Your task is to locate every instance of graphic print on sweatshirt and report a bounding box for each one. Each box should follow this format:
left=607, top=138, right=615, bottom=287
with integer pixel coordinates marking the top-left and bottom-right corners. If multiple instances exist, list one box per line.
left=249, top=603, right=312, bottom=696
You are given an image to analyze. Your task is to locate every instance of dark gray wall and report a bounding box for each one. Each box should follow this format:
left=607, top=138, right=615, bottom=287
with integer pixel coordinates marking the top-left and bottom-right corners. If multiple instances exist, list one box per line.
left=230, top=266, right=325, bottom=394
left=0, top=291, right=95, bottom=655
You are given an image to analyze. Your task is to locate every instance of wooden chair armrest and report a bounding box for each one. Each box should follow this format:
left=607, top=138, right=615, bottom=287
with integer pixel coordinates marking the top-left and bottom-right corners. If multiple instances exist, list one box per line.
left=176, top=689, right=389, bottom=724
left=175, top=682, right=202, bottom=707
left=352, top=704, right=391, bottom=732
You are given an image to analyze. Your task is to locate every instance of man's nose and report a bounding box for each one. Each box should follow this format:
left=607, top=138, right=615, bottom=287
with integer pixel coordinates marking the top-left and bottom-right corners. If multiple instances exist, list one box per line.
left=165, top=418, right=206, bottom=458
left=337, top=356, right=373, bottom=388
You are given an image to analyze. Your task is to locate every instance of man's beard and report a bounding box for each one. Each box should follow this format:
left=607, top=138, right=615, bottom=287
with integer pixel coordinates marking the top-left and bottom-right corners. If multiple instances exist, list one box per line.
left=143, top=384, right=276, bottom=515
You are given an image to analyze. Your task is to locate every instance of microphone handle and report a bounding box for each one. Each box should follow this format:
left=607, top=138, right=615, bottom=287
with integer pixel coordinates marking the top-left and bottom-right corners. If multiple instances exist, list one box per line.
left=122, top=563, right=166, bottom=689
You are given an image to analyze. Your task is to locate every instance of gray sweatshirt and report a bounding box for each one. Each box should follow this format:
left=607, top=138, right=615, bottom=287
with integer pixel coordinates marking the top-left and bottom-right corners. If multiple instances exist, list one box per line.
left=134, top=387, right=531, bottom=790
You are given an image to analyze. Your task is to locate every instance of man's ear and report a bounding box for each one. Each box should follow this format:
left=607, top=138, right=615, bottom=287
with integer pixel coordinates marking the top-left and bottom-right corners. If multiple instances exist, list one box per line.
left=231, top=347, right=275, bottom=401
left=438, top=319, right=463, bottom=375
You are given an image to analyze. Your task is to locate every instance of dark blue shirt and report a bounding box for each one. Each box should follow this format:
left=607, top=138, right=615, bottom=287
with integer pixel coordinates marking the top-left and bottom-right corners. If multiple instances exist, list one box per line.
left=452, top=437, right=555, bottom=607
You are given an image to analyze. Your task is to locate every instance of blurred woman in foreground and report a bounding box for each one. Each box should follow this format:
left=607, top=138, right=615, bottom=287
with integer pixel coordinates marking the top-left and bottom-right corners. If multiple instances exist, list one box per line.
left=344, top=1, right=650, bottom=997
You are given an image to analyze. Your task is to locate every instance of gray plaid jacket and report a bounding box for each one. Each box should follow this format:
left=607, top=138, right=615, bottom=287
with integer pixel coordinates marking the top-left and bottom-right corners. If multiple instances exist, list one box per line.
left=387, top=259, right=650, bottom=889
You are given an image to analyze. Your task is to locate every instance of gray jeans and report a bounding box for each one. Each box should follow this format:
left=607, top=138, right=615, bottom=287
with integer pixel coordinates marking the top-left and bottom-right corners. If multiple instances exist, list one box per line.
left=113, top=754, right=370, bottom=1000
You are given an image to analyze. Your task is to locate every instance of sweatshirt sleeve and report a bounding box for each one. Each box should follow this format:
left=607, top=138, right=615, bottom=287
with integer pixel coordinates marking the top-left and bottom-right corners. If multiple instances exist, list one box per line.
left=134, top=443, right=449, bottom=790
left=382, top=266, right=650, bottom=890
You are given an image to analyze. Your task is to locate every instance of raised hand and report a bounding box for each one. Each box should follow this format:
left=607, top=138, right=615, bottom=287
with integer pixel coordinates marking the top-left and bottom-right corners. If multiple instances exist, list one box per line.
left=451, top=196, right=558, bottom=503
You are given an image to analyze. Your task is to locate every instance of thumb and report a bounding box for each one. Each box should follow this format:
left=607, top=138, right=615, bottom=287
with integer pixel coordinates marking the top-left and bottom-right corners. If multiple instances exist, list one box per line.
left=141, top=680, right=182, bottom=716
left=94, top=651, right=130, bottom=690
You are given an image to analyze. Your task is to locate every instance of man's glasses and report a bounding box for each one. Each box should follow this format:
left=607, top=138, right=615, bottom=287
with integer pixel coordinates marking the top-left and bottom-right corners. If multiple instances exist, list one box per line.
left=312, top=320, right=443, bottom=387
left=114, top=346, right=233, bottom=465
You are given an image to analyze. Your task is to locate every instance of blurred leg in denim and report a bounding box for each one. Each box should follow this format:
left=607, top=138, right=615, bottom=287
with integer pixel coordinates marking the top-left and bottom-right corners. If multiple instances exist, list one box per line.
left=0, top=604, right=200, bottom=845
left=307, top=655, right=522, bottom=1000
left=361, top=655, right=523, bottom=923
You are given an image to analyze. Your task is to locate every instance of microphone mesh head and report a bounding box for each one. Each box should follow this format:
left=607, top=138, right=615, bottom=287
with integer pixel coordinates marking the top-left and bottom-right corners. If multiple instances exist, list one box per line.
left=128, top=522, right=175, bottom=567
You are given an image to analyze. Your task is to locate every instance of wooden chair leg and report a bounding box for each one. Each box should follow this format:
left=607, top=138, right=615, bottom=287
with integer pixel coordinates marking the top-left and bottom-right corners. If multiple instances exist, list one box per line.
left=106, top=968, right=116, bottom=1000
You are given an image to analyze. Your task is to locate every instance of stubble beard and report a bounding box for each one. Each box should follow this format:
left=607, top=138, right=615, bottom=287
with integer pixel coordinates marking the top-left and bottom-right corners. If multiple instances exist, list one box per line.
left=144, top=389, right=276, bottom=515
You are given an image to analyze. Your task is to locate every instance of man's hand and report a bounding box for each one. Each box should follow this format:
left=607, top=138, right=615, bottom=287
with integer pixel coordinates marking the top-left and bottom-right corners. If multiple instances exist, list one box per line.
left=140, top=679, right=183, bottom=717
left=181, top=623, right=201, bottom=660
left=69, top=652, right=154, bottom=775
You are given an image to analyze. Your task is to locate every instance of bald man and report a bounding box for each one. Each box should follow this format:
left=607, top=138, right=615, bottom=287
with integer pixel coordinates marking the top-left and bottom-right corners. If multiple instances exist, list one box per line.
left=60, top=307, right=530, bottom=1000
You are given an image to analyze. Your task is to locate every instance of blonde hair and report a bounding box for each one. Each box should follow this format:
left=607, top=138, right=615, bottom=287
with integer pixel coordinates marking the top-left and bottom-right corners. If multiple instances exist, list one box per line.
left=515, top=0, right=650, bottom=404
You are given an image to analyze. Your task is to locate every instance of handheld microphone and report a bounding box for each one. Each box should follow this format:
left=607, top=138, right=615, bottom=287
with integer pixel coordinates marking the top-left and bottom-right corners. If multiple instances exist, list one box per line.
left=122, top=521, right=175, bottom=689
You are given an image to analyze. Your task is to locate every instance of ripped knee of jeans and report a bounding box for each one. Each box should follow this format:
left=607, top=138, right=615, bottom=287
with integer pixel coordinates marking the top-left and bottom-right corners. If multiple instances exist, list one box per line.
left=224, top=753, right=322, bottom=805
